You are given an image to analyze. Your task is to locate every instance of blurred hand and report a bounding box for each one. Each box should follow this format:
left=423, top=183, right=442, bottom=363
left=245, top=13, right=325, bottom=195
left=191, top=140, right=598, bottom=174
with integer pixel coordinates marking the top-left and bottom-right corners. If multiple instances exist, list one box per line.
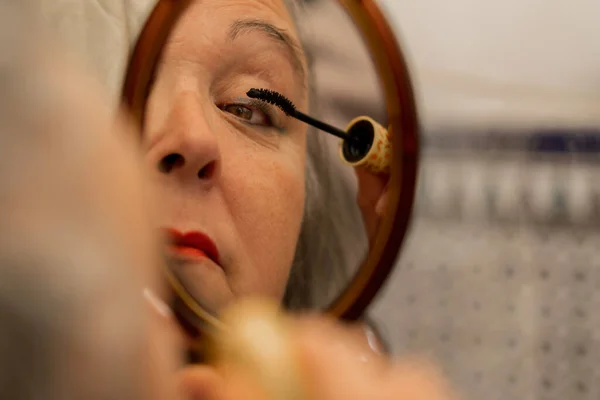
left=177, top=315, right=455, bottom=400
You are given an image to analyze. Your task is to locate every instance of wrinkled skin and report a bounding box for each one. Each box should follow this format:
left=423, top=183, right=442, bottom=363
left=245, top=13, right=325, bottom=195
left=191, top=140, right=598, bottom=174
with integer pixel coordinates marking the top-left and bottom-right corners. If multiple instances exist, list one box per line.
left=144, top=0, right=389, bottom=314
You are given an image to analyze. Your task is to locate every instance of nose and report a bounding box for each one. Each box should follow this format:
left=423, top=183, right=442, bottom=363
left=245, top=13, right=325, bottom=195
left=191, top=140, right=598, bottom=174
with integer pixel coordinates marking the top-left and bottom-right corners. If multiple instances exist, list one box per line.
left=146, top=95, right=221, bottom=186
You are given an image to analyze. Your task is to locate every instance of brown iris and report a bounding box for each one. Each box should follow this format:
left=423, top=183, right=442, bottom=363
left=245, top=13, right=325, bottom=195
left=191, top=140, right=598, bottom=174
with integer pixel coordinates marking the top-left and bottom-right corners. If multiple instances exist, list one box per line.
left=224, top=104, right=253, bottom=120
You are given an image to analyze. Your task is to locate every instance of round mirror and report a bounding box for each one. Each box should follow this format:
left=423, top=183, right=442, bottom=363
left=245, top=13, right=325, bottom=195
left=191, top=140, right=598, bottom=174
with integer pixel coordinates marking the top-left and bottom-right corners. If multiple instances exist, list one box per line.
left=122, top=0, right=418, bottom=342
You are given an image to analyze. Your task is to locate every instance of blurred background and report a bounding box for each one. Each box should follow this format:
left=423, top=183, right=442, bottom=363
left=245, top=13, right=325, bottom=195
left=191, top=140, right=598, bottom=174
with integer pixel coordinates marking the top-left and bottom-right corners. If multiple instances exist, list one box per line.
left=378, top=2, right=600, bottom=400
left=305, top=1, right=600, bottom=400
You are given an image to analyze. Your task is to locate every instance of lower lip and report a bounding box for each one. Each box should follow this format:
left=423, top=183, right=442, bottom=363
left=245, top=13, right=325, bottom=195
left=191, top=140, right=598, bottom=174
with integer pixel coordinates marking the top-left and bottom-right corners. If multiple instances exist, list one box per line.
left=169, top=245, right=209, bottom=260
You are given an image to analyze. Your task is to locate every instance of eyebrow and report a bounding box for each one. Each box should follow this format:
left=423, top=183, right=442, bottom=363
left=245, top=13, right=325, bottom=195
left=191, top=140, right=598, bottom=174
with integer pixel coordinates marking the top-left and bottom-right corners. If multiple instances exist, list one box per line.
left=228, top=19, right=307, bottom=87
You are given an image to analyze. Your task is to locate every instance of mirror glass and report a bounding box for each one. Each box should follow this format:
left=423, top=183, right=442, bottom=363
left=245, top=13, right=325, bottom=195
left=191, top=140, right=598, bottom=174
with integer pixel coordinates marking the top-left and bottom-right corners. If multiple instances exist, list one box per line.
left=136, top=0, right=394, bottom=326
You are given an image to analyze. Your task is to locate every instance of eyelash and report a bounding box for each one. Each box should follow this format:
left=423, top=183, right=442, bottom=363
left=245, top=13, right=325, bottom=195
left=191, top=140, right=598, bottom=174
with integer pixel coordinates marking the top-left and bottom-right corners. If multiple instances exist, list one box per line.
left=218, top=100, right=282, bottom=131
left=145, top=72, right=283, bottom=132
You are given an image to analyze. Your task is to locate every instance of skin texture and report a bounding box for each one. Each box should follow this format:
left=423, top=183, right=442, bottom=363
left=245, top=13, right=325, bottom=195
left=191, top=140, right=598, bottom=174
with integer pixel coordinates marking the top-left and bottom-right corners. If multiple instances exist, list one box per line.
left=144, top=0, right=310, bottom=312
left=356, top=168, right=389, bottom=245
left=1, top=43, right=185, bottom=399
left=144, top=0, right=390, bottom=314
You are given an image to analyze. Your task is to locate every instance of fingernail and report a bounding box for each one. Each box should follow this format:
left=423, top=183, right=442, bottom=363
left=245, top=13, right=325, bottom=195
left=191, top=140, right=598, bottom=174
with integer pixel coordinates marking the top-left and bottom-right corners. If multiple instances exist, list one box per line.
left=365, top=328, right=383, bottom=355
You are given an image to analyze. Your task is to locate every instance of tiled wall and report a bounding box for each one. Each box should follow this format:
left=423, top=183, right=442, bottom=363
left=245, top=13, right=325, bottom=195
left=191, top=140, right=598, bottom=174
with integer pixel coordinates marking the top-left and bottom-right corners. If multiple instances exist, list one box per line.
left=416, top=130, right=600, bottom=225
left=372, top=130, right=600, bottom=400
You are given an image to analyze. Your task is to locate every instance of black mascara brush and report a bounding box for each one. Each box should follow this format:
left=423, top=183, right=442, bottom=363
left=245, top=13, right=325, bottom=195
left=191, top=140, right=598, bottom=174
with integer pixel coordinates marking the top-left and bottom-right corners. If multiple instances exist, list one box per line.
left=247, top=88, right=391, bottom=174
left=247, top=88, right=347, bottom=140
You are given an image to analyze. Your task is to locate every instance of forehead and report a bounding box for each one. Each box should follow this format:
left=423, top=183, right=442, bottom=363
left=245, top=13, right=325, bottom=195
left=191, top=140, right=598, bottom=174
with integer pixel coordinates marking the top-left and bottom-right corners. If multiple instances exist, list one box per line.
left=184, top=0, right=295, bottom=24
left=170, top=0, right=302, bottom=57
left=164, top=0, right=308, bottom=100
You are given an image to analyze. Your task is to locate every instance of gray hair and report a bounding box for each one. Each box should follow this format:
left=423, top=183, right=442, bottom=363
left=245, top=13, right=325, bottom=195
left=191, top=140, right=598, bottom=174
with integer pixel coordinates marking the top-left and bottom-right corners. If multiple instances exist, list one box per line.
left=282, top=0, right=369, bottom=310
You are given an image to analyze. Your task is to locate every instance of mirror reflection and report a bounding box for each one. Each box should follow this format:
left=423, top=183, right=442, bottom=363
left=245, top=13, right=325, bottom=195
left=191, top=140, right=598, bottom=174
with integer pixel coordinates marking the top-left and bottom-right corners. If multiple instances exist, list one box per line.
left=141, top=0, right=389, bottom=322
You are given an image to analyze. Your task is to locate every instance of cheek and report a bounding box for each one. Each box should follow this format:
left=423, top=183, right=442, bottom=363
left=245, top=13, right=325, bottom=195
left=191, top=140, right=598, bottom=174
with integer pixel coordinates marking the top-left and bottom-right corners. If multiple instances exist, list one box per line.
left=224, top=142, right=306, bottom=289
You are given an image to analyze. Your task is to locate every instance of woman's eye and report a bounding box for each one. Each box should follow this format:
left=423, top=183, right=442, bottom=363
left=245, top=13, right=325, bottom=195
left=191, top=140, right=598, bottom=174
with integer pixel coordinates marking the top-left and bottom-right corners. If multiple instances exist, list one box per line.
left=222, top=104, right=273, bottom=127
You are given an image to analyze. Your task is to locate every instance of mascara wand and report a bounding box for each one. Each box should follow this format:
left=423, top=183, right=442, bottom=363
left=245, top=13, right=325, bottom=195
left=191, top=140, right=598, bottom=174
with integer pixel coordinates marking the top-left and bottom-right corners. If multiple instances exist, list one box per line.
left=247, top=89, right=347, bottom=140
left=247, top=88, right=391, bottom=174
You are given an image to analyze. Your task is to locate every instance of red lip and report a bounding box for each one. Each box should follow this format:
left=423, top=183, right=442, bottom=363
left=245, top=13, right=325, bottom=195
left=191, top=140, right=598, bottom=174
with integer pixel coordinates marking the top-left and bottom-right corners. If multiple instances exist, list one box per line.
left=163, top=228, right=220, bottom=265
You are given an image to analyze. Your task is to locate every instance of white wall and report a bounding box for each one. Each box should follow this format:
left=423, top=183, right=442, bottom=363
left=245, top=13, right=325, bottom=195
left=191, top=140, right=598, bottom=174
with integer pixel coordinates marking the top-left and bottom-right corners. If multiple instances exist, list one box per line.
left=380, top=0, right=600, bottom=128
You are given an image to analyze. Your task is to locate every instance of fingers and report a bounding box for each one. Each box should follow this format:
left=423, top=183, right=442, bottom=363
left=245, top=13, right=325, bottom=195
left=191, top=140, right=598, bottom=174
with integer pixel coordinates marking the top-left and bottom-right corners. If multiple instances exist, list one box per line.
left=293, top=319, right=455, bottom=400
left=179, top=365, right=272, bottom=400
left=178, top=366, right=224, bottom=400
left=355, top=168, right=388, bottom=211
left=179, top=313, right=387, bottom=400
left=293, top=316, right=388, bottom=370
left=178, top=311, right=456, bottom=400
left=385, top=359, right=457, bottom=400
left=375, top=180, right=390, bottom=217
left=355, top=167, right=390, bottom=241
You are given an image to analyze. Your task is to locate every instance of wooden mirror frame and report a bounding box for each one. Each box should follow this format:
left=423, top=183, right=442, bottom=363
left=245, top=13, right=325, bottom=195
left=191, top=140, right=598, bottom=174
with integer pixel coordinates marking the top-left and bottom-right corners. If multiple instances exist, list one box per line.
left=122, top=0, right=419, bottom=321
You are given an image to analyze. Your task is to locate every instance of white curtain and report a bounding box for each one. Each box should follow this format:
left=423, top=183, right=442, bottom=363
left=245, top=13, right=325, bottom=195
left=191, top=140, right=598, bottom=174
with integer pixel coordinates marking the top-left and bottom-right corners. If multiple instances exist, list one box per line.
left=38, top=0, right=156, bottom=109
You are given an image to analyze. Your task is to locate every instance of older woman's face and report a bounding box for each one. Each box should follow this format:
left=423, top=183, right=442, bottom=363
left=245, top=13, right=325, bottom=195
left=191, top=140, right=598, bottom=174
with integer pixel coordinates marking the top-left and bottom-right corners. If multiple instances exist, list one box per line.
left=144, top=0, right=309, bottom=311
